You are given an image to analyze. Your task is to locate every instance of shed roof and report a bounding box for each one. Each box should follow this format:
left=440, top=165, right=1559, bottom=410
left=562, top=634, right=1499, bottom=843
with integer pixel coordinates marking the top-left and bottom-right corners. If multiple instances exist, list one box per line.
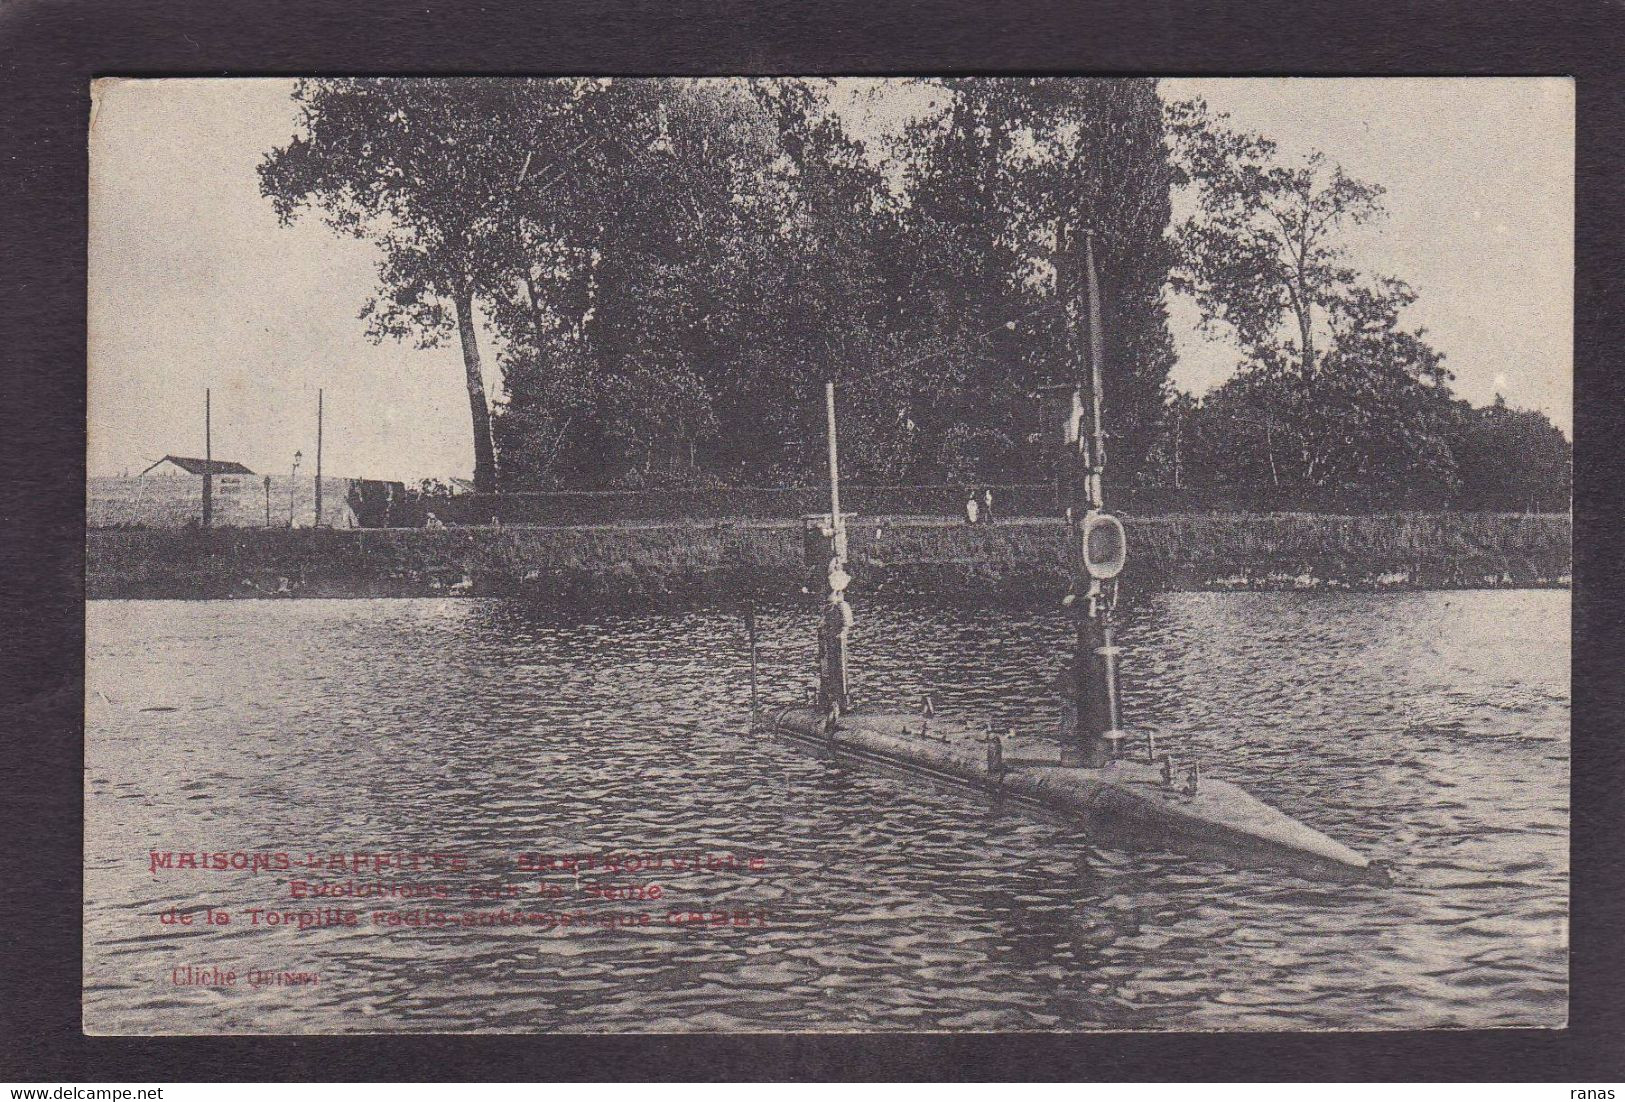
left=141, top=455, right=255, bottom=476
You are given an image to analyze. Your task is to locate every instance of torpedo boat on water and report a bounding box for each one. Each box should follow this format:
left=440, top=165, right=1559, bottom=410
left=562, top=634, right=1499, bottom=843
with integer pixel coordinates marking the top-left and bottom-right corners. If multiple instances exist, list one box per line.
left=750, top=231, right=1390, bottom=887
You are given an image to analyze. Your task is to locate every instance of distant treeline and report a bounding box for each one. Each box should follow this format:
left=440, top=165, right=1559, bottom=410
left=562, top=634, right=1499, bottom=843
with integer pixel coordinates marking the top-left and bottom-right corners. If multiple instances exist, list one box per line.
left=1140, top=393, right=1570, bottom=513
left=262, top=78, right=1570, bottom=511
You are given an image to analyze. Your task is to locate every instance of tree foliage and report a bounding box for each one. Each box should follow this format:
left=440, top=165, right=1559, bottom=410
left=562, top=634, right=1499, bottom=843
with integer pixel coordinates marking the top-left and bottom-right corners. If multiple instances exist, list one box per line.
left=1155, top=99, right=1566, bottom=511
left=261, top=77, right=1180, bottom=492
left=1450, top=396, right=1572, bottom=512
left=1169, top=99, right=1385, bottom=379
left=875, top=79, right=1177, bottom=487
left=260, top=79, right=1566, bottom=512
left=259, top=79, right=595, bottom=490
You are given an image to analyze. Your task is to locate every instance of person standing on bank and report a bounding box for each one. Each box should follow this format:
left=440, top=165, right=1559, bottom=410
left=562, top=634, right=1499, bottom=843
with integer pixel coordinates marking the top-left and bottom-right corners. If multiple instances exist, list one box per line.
left=965, top=491, right=980, bottom=525
left=983, top=488, right=996, bottom=525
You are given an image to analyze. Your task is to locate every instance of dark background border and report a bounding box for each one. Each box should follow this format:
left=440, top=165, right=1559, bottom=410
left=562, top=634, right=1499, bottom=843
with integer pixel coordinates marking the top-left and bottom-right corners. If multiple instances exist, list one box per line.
left=3, top=0, right=1621, bottom=1082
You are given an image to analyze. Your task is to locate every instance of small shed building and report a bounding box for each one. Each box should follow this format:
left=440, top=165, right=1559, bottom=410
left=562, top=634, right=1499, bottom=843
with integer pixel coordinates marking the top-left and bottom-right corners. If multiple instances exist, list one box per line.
left=139, top=455, right=256, bottom=480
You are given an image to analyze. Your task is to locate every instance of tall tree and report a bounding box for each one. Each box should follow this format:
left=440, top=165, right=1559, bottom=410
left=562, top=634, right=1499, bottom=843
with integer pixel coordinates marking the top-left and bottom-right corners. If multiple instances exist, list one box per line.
left=1169, top=99, right=1385, bottom=382
left=728, top=79, right=898, bottom=483
left=1168, top=99, right=1462, bottom=506
left=491, top=80, right=795, bottom=487
left=492, top=79, right=895, bottom=489
left=260, top=78, right=578, bottom=491
left=1013, top=79, right=1179, bottom=485
left=885, top=79, right=1033, bottom=481
left=888, top=78, right=1178, bottom=485
left=1181, top=279, right=1461, bottom=508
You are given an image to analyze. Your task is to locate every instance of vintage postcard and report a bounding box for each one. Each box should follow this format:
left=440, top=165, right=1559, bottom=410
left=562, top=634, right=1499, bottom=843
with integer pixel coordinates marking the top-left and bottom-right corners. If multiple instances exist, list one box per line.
left=85, top=76, right=1571, bottom=1034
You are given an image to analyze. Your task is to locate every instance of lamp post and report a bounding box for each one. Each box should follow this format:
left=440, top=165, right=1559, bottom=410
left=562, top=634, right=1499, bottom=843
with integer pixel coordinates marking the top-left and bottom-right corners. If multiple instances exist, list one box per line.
left=288, top=450, right=303, bottom=527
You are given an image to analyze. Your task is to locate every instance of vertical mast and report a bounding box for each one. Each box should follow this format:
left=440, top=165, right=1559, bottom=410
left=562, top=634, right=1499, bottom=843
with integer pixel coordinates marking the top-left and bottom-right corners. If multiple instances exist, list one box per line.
left=1071, top=230, right=1128, bottom=765
left=820, top=381, right=852, bottom=715
left=1084, top=231, right=1107, bottom=511
left=315, top=389, right=324, bottom=528
left=825, top=381, right=845, bottom=562
left=202, top=388, right=212, bottom=529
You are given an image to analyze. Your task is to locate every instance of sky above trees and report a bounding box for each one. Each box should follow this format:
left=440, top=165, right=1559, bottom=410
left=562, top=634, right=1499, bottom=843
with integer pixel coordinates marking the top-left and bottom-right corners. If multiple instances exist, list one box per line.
left=88, top=77, right=1571, bottom=482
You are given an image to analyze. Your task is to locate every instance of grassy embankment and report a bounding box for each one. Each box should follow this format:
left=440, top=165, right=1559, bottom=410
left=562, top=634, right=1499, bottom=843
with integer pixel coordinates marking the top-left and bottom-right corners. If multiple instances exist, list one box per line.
left=86, top=512, right=1571, bottom=606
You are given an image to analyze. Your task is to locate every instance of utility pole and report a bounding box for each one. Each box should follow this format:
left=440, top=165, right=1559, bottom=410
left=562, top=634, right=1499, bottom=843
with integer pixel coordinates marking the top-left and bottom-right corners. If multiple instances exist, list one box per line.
left=315, top=389, right=324, bottom=528
left=825, top=381, right=845, bottom=563
left=202, top=388, right=213, bottom=529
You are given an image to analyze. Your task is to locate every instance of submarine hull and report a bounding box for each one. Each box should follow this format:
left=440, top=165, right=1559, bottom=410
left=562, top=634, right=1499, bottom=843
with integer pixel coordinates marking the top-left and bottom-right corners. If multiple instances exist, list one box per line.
left=767, top=706, right=1385, bottom=886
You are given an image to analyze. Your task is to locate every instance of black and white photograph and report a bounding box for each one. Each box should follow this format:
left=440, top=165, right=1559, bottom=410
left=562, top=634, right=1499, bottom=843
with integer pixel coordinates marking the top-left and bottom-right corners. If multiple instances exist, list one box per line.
left=83, top=76, right=1572, bottom=1035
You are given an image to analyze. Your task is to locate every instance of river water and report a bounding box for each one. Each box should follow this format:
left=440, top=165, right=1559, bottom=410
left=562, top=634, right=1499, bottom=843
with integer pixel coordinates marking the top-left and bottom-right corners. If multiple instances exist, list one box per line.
left=84, top=590, right=1568, bottom=1033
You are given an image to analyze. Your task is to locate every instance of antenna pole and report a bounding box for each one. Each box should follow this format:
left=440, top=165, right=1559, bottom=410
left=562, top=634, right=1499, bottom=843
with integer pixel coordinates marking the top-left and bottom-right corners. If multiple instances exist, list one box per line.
left=1079, top=230, right=1125, bottom=763
left=202, top=388, right=213, bottom=529
left=819, top=382, right=852, bottom=715
left=315, top=389, right=324, bottom=528
left=825, top=381, right=845, bottom=562
left=1085, top=230, right=1107, bottom=511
